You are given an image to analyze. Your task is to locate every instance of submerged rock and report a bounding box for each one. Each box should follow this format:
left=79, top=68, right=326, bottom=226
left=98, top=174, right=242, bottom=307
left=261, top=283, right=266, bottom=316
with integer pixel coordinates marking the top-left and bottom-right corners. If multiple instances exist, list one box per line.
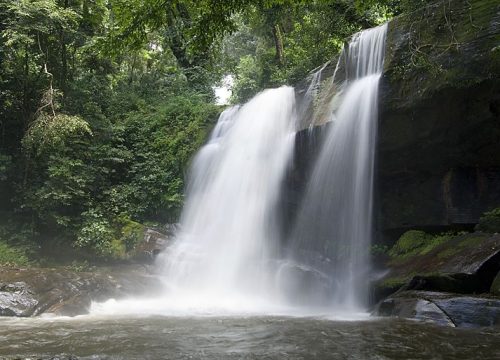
left=376, top=290, right=500, bottom=328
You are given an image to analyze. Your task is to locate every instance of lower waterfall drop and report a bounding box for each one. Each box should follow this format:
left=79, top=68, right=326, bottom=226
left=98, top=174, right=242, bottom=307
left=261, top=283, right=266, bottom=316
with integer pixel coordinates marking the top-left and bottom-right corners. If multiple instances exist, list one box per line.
left=157, top=86, right=297, bottom=314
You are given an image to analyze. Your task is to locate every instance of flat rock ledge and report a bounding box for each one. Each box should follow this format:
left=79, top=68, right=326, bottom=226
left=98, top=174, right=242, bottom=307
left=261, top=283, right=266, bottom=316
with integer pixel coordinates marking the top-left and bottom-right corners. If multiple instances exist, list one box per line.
left=0, top=265, right=162, bottom=317
left=375, top=290, right=500, bottom=328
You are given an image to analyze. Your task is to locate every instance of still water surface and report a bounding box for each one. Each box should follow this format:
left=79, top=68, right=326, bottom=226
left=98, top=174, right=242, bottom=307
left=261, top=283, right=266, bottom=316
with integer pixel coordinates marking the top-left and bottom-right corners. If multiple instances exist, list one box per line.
left=1, top=316, right=499, bottom=359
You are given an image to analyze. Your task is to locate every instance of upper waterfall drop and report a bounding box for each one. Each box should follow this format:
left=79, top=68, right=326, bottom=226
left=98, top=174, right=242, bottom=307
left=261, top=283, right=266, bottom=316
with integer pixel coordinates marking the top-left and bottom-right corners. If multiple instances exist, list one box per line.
left=283, top=23, right=388, bottom=311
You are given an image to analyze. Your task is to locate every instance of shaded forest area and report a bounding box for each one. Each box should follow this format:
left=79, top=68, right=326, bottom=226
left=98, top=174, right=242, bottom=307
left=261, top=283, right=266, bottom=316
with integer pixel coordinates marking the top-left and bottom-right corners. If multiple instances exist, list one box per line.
left=0, top=0, right=423, bottom=262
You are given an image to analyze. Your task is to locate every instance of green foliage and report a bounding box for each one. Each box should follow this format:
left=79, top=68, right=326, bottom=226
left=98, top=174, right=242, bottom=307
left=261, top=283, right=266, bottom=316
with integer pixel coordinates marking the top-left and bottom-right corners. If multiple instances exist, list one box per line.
left=389, top=230, right=454, bottom=258
left=224, top=1, right=392, bottom=102
left=230, top=55, right=262, bottom=103
left=2, top=0, right=80, bottom=47
left=0, top=221, right=36, bottom=267
left=0, top=154, right=11, bottom=182
left=75, top=212, right=146, bottom=259
left=371, top=244, right=389, bottom=256
left=0, top=0, right=420, bottom=261
left=75, top=208, right=115, bottom=256
left=119, top=217, right=146, bottom=252
left=475, top=207, right=500, bottom=233
left=23, top=114, right=92, bottom=156
left=0, top=240, right=31, bottom=267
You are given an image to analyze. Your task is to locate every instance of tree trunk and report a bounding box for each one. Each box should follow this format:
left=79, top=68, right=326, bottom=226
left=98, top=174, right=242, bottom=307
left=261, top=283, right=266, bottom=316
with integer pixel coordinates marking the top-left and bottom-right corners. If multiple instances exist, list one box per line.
left=272, top=24, right=285, bottom=66
left=60, top=0, right=69, bottom=103
left=23, top=45, right=30, bottom=129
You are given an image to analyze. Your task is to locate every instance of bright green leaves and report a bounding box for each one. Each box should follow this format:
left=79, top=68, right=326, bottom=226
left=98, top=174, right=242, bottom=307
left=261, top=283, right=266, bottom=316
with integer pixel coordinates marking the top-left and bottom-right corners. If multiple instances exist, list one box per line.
left=2, top=0, right=80, bottom=47
left=22, top=113, right=92, bottom=156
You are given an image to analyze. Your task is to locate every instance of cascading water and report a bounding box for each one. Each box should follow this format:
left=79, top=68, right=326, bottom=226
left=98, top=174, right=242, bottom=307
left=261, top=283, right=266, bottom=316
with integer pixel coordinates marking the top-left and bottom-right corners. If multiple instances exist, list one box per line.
left=91, top=24, right=387, bottom=317
left=296, top=62, right=328, bottom=129
left=91, top=87, right=298, bottom=316
left=282, top=23, right=388, bottom=311
left=157, top=86, right=296, bottom=312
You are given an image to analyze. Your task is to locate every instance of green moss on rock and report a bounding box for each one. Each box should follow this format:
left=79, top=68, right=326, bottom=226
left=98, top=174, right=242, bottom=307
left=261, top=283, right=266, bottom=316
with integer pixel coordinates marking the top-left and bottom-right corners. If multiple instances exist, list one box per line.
left=118, top=218, right=146, bottom=252
left=388, top=230, right=453, bottom=258
left=105, top=217, right=147, bottom=260
left=388, top=230, right=430, bottom=257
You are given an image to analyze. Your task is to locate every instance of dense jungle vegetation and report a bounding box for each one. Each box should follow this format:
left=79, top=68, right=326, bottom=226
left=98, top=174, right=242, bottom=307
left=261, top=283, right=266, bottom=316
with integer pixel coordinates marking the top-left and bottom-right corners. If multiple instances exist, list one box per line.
left=0, top=0, right=427, bottom=262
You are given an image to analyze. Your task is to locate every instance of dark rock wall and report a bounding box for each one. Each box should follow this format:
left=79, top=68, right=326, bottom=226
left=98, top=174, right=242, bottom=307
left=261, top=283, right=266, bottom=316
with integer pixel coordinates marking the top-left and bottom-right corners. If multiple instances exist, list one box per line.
left=377, top=0, right=500, bottom=243
left=285, top=0, right=500, bottom=246
left=279, top=124, right=329, bottom=240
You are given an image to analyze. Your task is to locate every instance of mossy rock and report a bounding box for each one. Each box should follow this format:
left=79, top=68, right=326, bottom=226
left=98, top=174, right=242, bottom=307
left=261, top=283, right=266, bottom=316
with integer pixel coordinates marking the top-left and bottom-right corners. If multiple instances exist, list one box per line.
left=101, top=218, right=147, bottom=260
left=376, top=0, right=500, bottom=241
left=374, top=233, right=500, bottom=299
left=388, top=230, right=431, bottom=257
left=118, top=218, right=146, bottom=253
left=388, top=230, right=454, bottom=259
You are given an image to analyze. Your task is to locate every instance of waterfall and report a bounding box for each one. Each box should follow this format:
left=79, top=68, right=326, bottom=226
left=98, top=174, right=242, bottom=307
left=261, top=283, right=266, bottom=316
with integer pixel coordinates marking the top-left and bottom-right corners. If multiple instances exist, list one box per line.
left=282, top=24, right=388, bottom=311
left=90, top=24, right=387, bottom=317
left=155, top=86, right=296, bottom=313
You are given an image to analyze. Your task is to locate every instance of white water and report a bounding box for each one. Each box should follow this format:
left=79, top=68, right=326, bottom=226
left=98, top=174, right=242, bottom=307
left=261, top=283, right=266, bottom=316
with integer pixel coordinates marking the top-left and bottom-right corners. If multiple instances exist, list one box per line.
left=160, top=86, right=296, bottom=307
left=284, top=23, right=387, bottom=311
left=92, top=87, right=298, bottom=316
left=91, top=24, right=387, bottom=317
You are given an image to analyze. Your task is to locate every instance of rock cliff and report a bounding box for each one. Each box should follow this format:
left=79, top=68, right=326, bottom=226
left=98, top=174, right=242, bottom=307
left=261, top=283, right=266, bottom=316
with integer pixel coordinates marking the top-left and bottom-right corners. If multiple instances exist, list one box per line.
left=286, top=0, right=500, bottom=245
left=377, top=0, right=500, bottom=242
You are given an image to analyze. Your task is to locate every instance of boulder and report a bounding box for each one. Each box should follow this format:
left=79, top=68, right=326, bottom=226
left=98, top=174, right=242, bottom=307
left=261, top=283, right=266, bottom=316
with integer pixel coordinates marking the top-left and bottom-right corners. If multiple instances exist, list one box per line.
left=376, top=290, right=500, bottom=328
left=132, top=228, right=172, bottom=263
left=373, top=233, right=500, bottom=301
left=0, top=265, right=163, bottom=317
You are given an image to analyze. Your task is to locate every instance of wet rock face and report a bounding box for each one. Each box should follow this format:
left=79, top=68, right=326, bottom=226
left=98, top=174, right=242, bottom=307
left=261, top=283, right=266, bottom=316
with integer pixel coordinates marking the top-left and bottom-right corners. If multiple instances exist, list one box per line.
left=0, top=282, right=38, bottom=316
left=132, top=227, right=173, bottom=263
left=288, top=1, right=500, bottom=246
left=372, top=233, right=500, bottom=303
left=279, top=124, right=330, bottom=239
left=376, top=291, right=500, bottom=328
left=0, top=265, right=163, bottom=317
left=0, top=268, right=116, bottom=317
left=376, top=0, right=500, bottom=243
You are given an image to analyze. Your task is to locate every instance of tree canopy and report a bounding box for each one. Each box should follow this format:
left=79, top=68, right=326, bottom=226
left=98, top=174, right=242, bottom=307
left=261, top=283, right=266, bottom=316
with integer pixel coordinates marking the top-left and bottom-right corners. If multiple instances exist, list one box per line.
left=0, top=0, right=427, bottom=261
